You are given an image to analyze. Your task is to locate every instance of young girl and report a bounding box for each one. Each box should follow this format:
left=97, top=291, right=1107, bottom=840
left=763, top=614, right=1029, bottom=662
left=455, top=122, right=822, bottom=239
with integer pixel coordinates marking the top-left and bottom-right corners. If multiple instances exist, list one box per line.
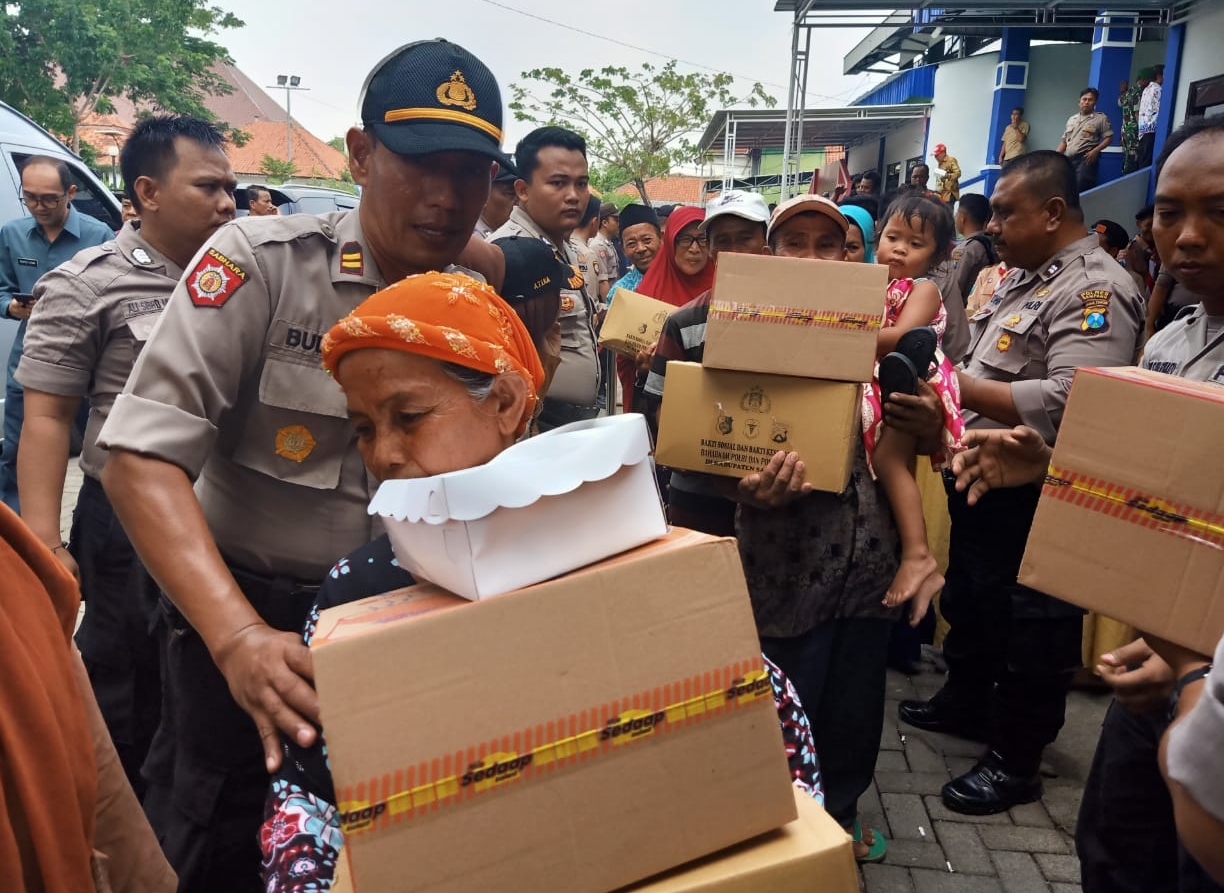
left=861, top=194, right=965, bottom=625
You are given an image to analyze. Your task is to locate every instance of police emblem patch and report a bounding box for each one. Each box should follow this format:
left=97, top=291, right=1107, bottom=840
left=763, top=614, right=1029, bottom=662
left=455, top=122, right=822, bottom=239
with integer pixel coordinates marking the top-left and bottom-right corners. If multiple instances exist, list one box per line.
left=275, top=425, right=316, bottom=463
left=339, top=241, right=364, bottom=276
left=188, top=248, right=247, bottom=308
left=996, top=333, right=1012, bottom=353
left=560, top=295, right=575, bottom=312
left=1078, top=289, right=1111, bottom=333
left=436, top=70, right=477, bottom=111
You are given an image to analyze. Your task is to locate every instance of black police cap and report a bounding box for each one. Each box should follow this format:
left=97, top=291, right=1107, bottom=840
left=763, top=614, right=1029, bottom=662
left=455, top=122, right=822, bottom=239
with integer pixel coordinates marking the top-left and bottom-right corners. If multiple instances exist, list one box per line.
left=359, top=39, right=509, bottom=163
left=494, top=236, right=574, bottom=304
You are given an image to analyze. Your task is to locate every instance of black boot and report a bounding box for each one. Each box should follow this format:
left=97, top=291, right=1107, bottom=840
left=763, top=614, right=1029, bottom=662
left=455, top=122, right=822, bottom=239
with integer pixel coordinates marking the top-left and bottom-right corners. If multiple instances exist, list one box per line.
left=897, top=689, right=990, bottom=742
left=941, top=749, right=1042, bottom=815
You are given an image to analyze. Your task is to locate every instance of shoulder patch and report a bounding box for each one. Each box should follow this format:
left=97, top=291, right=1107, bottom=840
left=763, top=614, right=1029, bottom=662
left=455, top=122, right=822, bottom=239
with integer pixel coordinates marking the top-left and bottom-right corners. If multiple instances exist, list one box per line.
left=188, top=248, right=247, bottom=308
left=1078, top=289, right=1111, bottom=334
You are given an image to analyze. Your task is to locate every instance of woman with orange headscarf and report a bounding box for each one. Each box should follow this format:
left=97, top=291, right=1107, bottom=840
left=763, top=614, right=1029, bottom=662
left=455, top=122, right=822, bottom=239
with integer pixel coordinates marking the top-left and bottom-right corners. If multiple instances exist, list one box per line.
left=260, top=271, right=545, bottom=889
left=260, top=271, right=825, bottom=890
left=616, top=205, right=714, bottom=412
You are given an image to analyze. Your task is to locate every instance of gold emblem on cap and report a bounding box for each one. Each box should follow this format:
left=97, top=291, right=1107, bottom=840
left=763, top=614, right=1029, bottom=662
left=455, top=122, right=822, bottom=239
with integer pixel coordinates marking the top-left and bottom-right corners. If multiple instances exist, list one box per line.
left=437, top=70, right=477, bottom=111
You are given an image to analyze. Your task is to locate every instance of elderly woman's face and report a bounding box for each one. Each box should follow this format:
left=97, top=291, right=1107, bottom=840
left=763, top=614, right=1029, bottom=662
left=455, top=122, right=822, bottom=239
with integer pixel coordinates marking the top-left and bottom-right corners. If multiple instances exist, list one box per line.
left=338, top=350, right=523, bottom=481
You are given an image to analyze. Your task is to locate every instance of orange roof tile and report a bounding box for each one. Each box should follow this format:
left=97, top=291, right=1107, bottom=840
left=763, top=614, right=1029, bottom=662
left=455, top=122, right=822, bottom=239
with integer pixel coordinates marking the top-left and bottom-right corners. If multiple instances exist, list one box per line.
left=612, top=175, right=712, bottom=205
left=226, top=120, right=347, bottom=179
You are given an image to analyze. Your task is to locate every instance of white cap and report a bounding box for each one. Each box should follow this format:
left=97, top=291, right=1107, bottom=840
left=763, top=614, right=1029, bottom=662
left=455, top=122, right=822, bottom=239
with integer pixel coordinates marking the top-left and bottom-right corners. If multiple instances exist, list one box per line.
left=701, top=190, right=770, bottom=231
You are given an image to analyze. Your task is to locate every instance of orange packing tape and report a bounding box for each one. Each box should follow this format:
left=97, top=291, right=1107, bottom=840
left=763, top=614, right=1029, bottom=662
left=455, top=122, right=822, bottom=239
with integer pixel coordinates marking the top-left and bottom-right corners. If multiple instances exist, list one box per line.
left=1043, top=465, right=1224, bottom=551
left=335, top=659, right=771, bottom=836
left=709, top=300, right=882, bottom=332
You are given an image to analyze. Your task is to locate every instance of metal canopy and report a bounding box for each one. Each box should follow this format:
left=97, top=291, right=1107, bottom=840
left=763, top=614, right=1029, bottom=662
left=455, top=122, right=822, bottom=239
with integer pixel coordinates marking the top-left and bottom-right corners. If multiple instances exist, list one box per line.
left=699, top=105, right=931, bottom=194
left=698, top=105, right=930, bottom=155
left=776, top=2, right=1200, bottom=74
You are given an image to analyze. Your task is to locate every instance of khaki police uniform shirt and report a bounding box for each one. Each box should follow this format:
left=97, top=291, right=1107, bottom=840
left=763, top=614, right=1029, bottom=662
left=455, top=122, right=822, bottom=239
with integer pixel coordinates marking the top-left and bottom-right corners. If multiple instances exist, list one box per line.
left=961, top=234, right=1143, bottom=443
left=1002, top=122, right=1030, bottom=161
left=1142, top=305, right=1224, bottom=384
left=1062, top=111, right=1113, bottom=157
left=492, top=206, right=599, bottom=406
left=16, top=222, right=180, bottom=480
left=97, top=211, right=391, bottom=581
left=572, top=236, right=602, bottom=309
left=589, top=233, right=620, bottom=283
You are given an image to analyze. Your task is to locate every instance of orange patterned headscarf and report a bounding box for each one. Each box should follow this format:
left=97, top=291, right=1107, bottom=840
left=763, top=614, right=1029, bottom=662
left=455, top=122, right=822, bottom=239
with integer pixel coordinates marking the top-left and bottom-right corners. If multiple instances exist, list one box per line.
left=321, top=272, right=545, bottom=434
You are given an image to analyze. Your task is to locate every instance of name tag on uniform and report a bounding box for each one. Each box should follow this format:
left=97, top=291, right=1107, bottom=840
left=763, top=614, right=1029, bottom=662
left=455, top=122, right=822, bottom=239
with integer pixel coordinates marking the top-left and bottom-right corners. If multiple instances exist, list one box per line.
left=17, top=257, right=37, bottom=267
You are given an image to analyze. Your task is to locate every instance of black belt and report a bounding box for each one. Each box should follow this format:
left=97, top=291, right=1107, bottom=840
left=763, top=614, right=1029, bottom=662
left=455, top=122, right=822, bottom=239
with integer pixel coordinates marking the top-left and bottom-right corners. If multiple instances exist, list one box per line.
left=225, top=561, right=322, bottom=596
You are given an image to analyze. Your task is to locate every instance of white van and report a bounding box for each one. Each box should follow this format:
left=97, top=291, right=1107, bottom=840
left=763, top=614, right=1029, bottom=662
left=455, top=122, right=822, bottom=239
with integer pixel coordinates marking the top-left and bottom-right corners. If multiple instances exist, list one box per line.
left=0, top=100, right=123, bottom=440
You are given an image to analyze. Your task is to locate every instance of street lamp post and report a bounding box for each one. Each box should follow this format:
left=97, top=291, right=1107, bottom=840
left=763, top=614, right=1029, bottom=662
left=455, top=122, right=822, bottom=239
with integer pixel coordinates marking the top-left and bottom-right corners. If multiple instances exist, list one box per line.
left=267, top=75, right=309, bottom=166
left=106, top=144, right=119, bottom=189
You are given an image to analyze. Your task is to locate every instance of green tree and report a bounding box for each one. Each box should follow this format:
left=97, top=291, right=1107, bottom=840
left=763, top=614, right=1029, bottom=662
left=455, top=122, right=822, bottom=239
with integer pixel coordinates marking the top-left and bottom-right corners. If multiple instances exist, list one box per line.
left=510, top=61, right=774, bottom=205
left=259, top=154, right=298, bottom=184
left=0, top=0, right=243, bottom=152
left=327, top=135, right=346, bottom=154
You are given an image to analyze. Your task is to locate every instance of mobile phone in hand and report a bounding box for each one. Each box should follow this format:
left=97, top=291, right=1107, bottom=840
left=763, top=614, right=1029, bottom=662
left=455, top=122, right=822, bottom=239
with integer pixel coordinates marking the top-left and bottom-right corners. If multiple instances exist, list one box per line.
left=13, top=293, right=35, bottom=305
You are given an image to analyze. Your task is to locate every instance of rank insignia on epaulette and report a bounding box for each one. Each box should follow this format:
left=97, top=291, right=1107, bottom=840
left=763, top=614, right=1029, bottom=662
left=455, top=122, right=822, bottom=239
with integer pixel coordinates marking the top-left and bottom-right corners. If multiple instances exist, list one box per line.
left=340, top=241, right=364, bottom=277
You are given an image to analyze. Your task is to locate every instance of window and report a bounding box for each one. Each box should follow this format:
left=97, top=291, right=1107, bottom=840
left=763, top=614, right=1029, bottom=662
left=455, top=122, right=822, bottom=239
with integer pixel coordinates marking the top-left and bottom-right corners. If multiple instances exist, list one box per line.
left=1186, top=73, right=1224, bottom=119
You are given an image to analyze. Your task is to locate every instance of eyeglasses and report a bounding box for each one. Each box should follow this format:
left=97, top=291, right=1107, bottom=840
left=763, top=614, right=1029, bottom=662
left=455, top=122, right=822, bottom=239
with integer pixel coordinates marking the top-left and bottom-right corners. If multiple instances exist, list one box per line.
left=21, top=191, right=67, bottom=209
left=675, top=234, right=709, bottom=250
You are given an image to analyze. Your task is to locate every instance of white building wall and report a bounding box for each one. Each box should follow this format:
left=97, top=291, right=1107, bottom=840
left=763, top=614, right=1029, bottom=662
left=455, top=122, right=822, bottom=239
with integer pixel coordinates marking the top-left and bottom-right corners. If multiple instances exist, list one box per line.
left=928, top=53, right=996, bottom=181
left=1174, top=2, right=1224, bottom=125
left=847, top=141, right=879, bottom=175
left=882, top=117, right=927, bottom=170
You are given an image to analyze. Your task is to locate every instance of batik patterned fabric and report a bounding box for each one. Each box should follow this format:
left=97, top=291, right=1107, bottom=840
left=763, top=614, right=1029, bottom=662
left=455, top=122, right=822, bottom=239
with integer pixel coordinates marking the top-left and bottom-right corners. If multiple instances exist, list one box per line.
left=861, top=277, right=965, bottom=473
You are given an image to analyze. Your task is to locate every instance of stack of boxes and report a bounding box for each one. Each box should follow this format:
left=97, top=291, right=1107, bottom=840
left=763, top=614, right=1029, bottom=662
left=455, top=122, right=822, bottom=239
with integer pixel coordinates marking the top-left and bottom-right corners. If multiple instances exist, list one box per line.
left=309, top=415, right=859, bottom=891
left=655, top=252, right=887, bottom=493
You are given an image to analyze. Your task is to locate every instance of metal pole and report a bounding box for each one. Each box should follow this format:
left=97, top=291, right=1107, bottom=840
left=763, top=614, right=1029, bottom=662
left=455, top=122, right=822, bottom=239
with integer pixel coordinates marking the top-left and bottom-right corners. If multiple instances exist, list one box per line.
left=286, top=86, right=293, bottom=164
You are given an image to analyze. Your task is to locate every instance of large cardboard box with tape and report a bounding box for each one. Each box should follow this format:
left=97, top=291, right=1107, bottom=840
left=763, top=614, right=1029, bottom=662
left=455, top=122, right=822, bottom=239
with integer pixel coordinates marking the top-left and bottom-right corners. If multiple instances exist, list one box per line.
left=311, top=529, right=798, bottom=893
left=700, top=252, right=886, bottom=383
left=1020, top=366, right=1224, bottom=654
left=332, top=787, right=856, bottom=893
left=598, top=288, right=675, bottom=357
left=654, top=361, right=860, bottom=493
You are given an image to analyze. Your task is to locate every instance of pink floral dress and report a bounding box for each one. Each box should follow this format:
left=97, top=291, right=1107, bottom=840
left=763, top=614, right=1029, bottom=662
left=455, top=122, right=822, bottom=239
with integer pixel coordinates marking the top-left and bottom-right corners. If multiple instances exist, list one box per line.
left=861, top=277, right=965, bottom=472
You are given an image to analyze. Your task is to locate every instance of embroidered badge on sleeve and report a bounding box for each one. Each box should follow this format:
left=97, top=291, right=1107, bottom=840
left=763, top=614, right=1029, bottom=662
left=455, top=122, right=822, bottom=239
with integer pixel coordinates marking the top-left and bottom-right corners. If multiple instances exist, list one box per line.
left=188, top=248, right=248, bottom=308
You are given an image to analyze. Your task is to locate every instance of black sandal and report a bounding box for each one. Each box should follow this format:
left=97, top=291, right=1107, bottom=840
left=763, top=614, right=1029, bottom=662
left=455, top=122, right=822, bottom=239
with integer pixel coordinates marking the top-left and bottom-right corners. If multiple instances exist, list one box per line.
left=878, top=326, right=938, bottom=401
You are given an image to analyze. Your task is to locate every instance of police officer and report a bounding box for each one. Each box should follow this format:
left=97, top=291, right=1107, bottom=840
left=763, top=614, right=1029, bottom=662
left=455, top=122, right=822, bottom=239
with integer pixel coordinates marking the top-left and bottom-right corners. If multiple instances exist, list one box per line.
left=492, top=126, right=599, bottom=431
left=97, top=40, right=510, bottom=892
left=1076, top=116, right=1224, bottom=893
left=16, top=116, right=237, bottom=799
left=898, top=150, right=1144, bottom=815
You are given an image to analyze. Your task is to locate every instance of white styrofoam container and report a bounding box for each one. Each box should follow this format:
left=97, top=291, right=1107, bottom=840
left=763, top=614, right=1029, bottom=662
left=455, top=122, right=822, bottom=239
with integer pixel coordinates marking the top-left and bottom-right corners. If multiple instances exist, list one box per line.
left=367, top=414, right=668, bottom=600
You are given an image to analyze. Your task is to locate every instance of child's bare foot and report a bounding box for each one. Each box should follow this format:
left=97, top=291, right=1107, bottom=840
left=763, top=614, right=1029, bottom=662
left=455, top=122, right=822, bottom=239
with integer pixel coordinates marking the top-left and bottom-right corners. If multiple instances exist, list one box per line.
left=884, top=552, right=938, bottom=607
left=908, top=570, right=944, bottom=627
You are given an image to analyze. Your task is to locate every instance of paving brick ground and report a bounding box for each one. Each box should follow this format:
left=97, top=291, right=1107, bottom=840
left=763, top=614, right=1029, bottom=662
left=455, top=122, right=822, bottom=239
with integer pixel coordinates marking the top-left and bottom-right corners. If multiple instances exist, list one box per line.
left=859, top=651, right=1111, bottom=892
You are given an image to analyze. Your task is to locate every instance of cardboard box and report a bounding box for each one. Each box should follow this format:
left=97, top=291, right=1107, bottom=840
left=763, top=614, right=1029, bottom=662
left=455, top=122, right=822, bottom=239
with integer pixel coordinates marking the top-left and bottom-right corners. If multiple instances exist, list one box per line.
left=331, top=788, right=855, bottom=893
left=368, top=414, right=668, bottom=600
left=654, top=361, right=860, bottom=493
left=701, top=252, right=886, bottom=383
left=312, top=529, right=800, bottom=893
left=599, top=288, right=675, bottom=357
left=1019, top=366, right=1224, bottom=654
left=618, top=788, right=857, bottom=893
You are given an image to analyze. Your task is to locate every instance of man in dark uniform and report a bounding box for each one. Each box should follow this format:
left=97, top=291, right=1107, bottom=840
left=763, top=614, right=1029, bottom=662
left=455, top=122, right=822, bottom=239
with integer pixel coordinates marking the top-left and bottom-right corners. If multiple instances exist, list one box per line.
left=898, top=150, right=1144, bottom=814
left=97, top=40, right=511, bottom=891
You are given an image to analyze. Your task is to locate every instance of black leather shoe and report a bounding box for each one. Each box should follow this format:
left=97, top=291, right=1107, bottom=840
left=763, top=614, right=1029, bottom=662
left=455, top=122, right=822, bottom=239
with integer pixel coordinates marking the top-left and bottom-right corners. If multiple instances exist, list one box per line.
left=941, top=751, right=1042, bottom=816
left=897, top=698, right=989, bottom=742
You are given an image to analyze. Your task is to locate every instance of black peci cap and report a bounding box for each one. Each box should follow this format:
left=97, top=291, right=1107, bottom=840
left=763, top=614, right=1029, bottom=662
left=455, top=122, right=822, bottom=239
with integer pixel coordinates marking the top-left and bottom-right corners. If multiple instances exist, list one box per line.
left=494, top=236, right=574, bottom=305
left=618, top=203, right=659, bottom=232
left=493, top=154, right=520, bottom=185
left=359, top=39, right=508, bottom=162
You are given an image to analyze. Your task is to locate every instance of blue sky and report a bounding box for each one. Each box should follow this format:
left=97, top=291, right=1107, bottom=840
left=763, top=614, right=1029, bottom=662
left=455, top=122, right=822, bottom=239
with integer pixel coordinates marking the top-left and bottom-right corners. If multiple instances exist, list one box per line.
left=216, top=0, right=881, bottom=146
